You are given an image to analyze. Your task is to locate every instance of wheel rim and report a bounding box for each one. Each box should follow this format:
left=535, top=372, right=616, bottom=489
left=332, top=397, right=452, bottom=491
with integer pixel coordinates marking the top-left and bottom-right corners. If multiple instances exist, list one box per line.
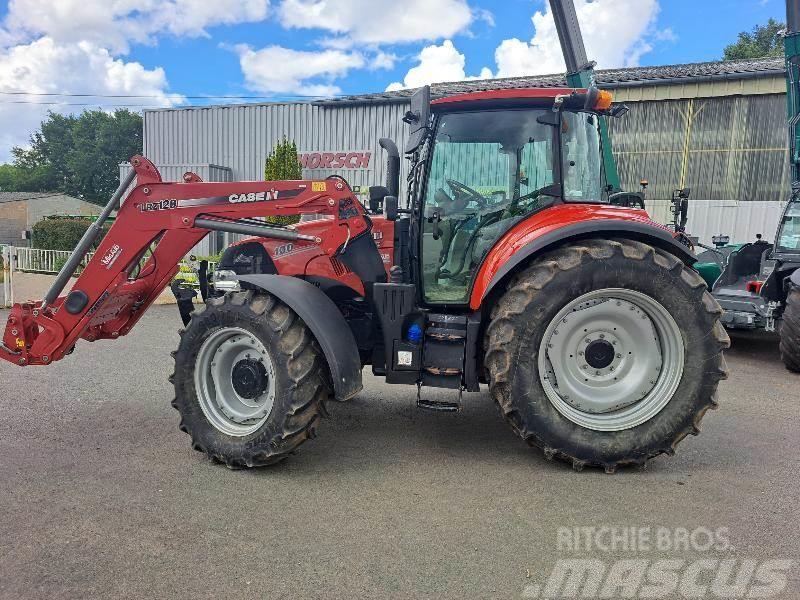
left=194, top=327, right=276, bottom=437
left=537, top=288, right=684, bottom=432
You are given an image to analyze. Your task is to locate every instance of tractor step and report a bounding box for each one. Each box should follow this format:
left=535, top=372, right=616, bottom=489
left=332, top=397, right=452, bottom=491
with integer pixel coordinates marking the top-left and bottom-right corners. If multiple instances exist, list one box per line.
left=416, top=381, right=463, bottom=412
left=416, top=398, right=462, bottom=412
left=421, top=313, right=467, bottom=390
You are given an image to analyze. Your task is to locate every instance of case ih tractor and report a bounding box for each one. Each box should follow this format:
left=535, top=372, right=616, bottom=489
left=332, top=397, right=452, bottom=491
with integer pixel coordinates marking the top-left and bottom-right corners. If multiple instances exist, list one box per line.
left=0, top=84, right=729, bottom=472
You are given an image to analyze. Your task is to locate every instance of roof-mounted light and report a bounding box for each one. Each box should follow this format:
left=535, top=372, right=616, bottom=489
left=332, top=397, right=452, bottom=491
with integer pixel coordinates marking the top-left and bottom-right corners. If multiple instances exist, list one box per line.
left=593, top=90, right=613, bottom=111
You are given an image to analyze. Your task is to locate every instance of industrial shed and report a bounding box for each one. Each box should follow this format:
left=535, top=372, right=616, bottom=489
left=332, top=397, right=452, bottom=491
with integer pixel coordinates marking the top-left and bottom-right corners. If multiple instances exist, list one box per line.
left=128, top=56, right=789, bottom=253
left=0, top=192, right=101, bottom=247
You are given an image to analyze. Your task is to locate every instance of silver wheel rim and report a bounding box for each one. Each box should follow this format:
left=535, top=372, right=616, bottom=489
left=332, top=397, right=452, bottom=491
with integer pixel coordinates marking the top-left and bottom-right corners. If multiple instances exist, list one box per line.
left=194, top=327, right=276, bottom=437
left=537, top=288, right=684, bottom=432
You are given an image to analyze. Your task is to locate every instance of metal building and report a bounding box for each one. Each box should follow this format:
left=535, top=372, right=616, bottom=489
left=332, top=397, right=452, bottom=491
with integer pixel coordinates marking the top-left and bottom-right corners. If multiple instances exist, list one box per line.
left=126, top=56, right=789, bottom=253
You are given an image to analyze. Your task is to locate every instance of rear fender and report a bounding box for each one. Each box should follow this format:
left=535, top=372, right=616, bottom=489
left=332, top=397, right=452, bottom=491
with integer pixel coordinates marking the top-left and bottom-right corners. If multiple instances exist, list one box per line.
left=470, top=206, right=695, bottom=310
left=235, top=274, right=363, bottom=400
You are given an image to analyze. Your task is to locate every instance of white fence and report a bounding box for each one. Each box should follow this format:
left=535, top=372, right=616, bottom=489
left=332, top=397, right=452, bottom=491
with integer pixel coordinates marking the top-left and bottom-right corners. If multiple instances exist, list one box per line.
left=1, top=245, right=11, bottom=307
left=13, top=247, right=95, bottom=275
left=1, top=246, right=215, bottom=308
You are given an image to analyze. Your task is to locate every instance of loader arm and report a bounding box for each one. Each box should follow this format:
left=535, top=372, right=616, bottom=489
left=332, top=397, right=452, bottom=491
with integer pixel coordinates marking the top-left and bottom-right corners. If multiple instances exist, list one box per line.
left=1, top=155, right=369, bottom=367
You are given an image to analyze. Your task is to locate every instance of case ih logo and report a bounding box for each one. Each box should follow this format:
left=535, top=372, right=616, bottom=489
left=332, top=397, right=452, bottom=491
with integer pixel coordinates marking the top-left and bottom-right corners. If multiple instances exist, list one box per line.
left=299, top=152, right=371, bottom=170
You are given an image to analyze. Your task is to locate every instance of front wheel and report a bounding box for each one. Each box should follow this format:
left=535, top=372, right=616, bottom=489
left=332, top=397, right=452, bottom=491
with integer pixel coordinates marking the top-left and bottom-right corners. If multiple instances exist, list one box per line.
left=780, top=287, right=800, bottom=373
left=484, top=238, right=730, bottom=472
left=170, top=291, right=330, bottom=468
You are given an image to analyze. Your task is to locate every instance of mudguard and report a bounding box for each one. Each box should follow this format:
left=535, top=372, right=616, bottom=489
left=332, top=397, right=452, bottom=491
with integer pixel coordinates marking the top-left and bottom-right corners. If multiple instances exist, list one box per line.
left=236, top=274, right=363, bottom=401
left=470, top=207, right=696, bottom=310
left=792, top=269, right=800, bottom=288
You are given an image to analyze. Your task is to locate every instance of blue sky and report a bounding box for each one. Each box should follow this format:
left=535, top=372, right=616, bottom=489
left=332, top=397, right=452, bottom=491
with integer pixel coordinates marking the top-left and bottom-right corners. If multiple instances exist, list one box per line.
left=0, top=0, right=788, bottom=159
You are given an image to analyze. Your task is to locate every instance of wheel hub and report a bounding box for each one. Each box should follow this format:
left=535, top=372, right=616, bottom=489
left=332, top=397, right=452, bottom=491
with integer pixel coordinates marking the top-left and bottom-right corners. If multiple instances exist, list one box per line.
left=539, top=289, right=685, bottom=432
left=231, top=359, right=268, bottom=399
left=193, top=327, right=277, bottom=437
left=584, top=338, right=616, bottom=369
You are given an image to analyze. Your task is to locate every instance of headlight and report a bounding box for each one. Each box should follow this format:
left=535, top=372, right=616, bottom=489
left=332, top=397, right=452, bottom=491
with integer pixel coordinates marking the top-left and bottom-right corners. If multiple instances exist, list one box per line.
left=211, top=269, right=241, bottom=292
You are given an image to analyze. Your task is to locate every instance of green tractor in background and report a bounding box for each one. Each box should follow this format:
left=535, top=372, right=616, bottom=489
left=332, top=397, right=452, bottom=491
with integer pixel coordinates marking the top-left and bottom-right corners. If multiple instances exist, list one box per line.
left=684, top=1, right=800, bottom=372
left=692, top=199, right=800, bottom=372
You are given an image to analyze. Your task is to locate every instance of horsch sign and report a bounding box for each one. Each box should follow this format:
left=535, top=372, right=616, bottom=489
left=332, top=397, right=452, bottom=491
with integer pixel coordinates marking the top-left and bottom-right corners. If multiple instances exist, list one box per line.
left=299, top=151, right=371, bottom=170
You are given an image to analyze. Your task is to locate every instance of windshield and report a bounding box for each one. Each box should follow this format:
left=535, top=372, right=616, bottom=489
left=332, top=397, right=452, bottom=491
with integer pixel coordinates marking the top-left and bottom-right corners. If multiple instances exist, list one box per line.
left=420, top=108, right=557, bottom=303
left=561, top=111, right=607, bottom=202
left=777, top=200, right=800, bottom=252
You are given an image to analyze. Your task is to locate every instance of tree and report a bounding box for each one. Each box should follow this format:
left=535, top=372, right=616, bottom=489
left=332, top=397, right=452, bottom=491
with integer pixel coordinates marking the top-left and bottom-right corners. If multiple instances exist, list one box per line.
left=724, top=18, right=785, bottom=60
left=264, top=138, right=303, bottom=225
left=264, top=137, right=302, bottom=180
left=6, top=109, right=142, bottom=203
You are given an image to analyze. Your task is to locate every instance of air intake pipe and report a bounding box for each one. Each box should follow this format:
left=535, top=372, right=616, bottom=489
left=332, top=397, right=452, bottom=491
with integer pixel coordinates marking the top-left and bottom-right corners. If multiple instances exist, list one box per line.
left=379, top=137, right=400, bottom=198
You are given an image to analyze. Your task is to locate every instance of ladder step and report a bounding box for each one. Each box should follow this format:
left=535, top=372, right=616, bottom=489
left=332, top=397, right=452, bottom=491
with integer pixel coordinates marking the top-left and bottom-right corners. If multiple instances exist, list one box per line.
left=417, top=398, right=462, bottom=412
left=423, top=366, right=461, bottom=376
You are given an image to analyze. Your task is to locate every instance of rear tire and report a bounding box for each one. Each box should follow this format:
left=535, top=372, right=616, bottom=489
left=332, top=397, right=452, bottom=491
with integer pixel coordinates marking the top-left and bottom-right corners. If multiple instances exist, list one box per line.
left=170, top=290, right=330, bottom=468
left=780, top=287, right=800, bottom=373
left=484, top=238, right=730, bottom=472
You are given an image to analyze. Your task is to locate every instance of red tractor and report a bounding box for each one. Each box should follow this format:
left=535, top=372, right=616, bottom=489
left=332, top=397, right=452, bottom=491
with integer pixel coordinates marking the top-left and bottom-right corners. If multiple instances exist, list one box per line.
left=1, top=86, right=728, bottom=472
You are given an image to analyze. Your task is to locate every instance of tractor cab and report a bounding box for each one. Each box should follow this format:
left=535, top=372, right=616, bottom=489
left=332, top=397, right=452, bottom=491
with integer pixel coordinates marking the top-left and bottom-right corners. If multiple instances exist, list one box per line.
left=387, top=85, right=622, bottom=306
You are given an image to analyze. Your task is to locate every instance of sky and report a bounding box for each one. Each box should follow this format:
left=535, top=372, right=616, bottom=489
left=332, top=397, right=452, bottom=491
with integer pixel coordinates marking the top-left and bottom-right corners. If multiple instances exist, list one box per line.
left=0, top=0, right=787, bottom=161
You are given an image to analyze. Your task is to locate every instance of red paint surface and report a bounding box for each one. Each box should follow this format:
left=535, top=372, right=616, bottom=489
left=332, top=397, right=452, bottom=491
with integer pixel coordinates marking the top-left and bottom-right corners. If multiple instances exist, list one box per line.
left=432, top=87, right=583, bottom=108
left=468, top=203, right=664, bottom=310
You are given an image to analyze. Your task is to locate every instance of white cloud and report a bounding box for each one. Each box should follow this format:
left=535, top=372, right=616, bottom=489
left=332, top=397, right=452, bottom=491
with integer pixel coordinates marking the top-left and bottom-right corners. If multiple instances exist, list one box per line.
left=386, top=40, right=492, bottom=91
left=277, top=0, right=473, bottom=45
left=235, top=44, right=365, bottom=96
left=2, top=0, right=270, bottom=54
left=495, top=0, right=661, bottom=78
left=370, top=51, right=397, bottom=71
left=0, top=37, right=182, bottom=162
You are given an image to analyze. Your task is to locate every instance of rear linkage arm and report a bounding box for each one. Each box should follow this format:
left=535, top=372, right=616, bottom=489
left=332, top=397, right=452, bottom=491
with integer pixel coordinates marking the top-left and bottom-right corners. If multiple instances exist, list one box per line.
left=1, top=155, right=368, bottom=367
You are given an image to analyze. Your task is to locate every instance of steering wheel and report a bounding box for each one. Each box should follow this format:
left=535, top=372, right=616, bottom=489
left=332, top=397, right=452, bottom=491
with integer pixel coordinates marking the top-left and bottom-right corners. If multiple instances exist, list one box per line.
left=446, top=178, right=487, bottom=209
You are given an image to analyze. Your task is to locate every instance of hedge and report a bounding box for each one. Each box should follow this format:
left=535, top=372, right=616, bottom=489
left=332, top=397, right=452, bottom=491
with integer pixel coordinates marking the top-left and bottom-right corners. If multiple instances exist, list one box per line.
left=31, top=218, right=110, bottom=251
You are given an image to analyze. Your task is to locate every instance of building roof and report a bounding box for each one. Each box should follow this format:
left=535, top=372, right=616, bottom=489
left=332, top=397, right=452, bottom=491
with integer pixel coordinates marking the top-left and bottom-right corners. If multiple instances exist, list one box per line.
left=0, top=191, right=65, bottom=204
left=143, top=56, right=785, bottom=114
left=317, top=56, right=784, bottom=106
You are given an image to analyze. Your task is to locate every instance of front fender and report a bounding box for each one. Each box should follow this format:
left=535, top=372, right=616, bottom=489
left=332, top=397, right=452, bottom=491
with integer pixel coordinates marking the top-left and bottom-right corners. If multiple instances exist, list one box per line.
left=791, top=268, right=800, bottom=288
left=470, top=204, right=695, bottom=310
left=236, top=274, right=362, bottom=401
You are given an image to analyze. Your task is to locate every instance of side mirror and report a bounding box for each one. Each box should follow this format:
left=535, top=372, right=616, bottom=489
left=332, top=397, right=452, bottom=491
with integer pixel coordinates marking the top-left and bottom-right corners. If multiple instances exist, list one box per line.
left=404, top=85, right=431, bottom=154
left=385, top=196, right=398, bottom=221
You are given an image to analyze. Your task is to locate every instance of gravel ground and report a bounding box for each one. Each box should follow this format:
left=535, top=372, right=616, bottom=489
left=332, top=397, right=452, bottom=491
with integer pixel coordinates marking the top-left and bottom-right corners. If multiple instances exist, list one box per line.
left=0, top=306, right=797, bottom=599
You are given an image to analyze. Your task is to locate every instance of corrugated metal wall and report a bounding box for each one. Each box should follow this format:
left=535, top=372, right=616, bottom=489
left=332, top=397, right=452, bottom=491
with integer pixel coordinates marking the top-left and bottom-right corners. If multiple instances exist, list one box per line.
left=143, top=102, right=411, bottom=204
left=608, top=94, right=790, bottom=203
left=139, top=89, right=792, bottom=247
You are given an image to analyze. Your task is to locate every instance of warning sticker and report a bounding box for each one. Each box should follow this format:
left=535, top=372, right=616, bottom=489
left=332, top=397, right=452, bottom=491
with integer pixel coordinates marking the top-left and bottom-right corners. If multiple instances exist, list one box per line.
left=311, top=181, right=327, bottom=192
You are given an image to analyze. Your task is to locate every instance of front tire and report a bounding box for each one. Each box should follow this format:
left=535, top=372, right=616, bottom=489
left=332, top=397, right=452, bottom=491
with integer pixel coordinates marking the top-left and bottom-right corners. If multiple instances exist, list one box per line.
left=484, top=238, right=730, bottom=472
left=170, top=291, right=330, bottom=468
left=780, top=287, right=800, bottom=373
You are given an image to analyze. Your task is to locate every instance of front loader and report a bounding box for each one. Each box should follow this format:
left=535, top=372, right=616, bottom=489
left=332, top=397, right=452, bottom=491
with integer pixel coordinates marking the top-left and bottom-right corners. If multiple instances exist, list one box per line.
left=1, top=85, right=729, bottom=472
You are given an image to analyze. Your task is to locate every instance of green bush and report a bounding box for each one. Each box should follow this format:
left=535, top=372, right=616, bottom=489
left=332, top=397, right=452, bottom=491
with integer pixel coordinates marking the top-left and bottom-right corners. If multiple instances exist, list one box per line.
left=264, top=137, right=302, bottom=226
left=31, top=218, right=109, bottom=251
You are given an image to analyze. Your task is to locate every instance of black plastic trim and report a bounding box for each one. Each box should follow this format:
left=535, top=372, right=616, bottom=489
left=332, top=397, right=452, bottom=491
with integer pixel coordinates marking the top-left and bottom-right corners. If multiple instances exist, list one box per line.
left=64, top=290, right=89, bottom=315
left=235, top=274, right=363, bottom=400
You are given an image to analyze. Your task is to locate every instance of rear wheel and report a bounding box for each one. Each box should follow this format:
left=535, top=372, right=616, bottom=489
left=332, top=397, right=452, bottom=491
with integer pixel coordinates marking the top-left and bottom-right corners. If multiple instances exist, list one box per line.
left=484, top=238, right=730, bottom=472
left=780, top=287, right=800, bottom=373
left=170, top=290, right=329, bottom=468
